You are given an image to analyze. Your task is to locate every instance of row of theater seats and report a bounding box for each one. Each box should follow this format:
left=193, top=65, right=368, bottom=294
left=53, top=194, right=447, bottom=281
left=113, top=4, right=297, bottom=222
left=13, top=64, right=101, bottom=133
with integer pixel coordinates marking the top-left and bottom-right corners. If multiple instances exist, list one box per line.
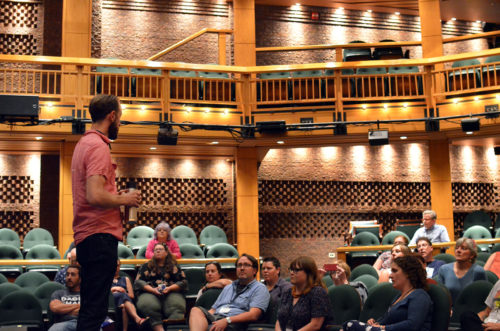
left=342, top=40, right=409, bottom=62
left=0, top=227, right=55, bottom=253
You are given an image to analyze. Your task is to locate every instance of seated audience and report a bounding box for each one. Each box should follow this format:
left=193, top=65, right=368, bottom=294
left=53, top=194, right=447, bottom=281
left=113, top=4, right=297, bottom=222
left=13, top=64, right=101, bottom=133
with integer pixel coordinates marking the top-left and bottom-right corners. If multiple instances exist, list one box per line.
left=49, top=265, right=81, bottom=331
left=328, top=259, right=368, bottom=304
left=379, top=244, right=411, bottom=283
left=54, top=248, right=78, bottom=285
left=135, top=242, right=187, bottom=331
left=189, top=253, right=270, bottom=331
left=145, top=221, right=181, bottom=259
left=484, top=251, right=500, bottom=278
left=374, top=235, right=408, bottom=275
left=276, top=256, right=332, bottom=331
left=111, top=259, right=147, bottom=330
left=460, top=279, right=500, bottom=331
left=261, top=256, right=291, bottom=304
left=416, top=237, right=445, bottom=278
left=343, top=254, right=433, bottom=331
left=409, top=210, right=450, bottom=245
left=196, top=261, right=232, bottom=301
left=436, top=237, right=487, bottom=305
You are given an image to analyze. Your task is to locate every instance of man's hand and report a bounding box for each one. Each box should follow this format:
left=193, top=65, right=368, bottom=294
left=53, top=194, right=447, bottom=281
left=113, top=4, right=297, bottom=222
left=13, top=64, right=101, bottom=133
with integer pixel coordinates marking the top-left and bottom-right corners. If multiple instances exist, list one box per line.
left=69, top=304, right=80, bottom=316
left=162, top=286, right=171, bottom=295
left=209, top=318, right=229, bottom=331
left=118, top=189, right=141, bottom=207
left=483, top=322, right=500, bottom=331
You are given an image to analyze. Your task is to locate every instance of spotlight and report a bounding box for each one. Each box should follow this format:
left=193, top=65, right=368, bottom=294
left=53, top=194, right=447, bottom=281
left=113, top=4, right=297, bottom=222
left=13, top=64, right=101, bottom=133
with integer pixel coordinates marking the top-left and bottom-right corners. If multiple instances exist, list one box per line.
left=425, top=118, right=440, bottom=132
left=334, top=123, right=347, bottom=135
left=157, top=125, right=178, bottom=145
left=461, top=118, right=480, bottom=132
left=368, top=130, right=389, bottom=146
left=72, top=120, right=85, bottom=135
left=256, top=121, right=286, bottom=134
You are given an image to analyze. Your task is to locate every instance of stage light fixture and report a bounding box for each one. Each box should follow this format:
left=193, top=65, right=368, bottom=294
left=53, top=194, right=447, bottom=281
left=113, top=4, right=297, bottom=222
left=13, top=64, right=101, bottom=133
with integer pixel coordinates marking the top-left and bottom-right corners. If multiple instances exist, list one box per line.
left=425, top=118, right=440, bottom=132
left=461, top=118, right=480, bottom=132
left=368, top=130, right=389, bottom=146
left=334, top=123, right=347, bottom=135
left=157, top=125, right=178, bottom=145
left=72, top=120, right=85, bottom=135
left=256, top=121, right=286, bottom=134
left=241, top=126, right=255, bottom=139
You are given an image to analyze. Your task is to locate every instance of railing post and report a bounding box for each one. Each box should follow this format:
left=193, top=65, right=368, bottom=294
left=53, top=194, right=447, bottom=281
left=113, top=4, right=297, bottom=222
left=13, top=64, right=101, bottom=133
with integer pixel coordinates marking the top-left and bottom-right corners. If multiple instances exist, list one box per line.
left=423, top=64, right=436, bottom=114
left=76, top=65, right=84, bottom=117
left=218, top=33, right=227, bottom=65
left=238, top=73, right=253, bottom=123
left=335, top=47, right=344, bottom=118
left=162, top=70, right=171, bottom=122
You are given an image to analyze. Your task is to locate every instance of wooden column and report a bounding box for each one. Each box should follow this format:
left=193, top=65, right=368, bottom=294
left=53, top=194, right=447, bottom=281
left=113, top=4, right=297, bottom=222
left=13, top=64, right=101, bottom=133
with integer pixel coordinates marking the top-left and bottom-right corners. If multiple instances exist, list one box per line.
left=235, top=147, right=259, bottom=259
left=419, top=0, right=444, bottom=106
left=61, top=0, right=92, bottom=101
left=59, top=141, right=76, bottom=255
left=429, top=140, right=454, bottom=242
left=233, top=0, right=256, bottom=66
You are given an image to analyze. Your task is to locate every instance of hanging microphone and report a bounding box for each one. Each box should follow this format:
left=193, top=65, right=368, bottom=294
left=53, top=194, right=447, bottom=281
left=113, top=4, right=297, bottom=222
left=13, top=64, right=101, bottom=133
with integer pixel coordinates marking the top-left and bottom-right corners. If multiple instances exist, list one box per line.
left=127, top=181, right=138, bottom=224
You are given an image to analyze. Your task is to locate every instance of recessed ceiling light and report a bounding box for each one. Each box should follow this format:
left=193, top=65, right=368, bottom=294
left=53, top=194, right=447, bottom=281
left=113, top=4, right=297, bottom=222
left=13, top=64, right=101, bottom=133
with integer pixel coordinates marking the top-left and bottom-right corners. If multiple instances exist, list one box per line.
left=453, top=99, right=459, bottom=104
left=205, top=108, right=210, bottom=113
left=35, top=136, right=43, bottom=140
left=150, top=147, right=157, bottom=150
left=140, top=105, right=146, bottom=110
left=474, top=96, right=479, bottom=101
left=400, top=136, right=407, bottom=140
left=451, top=17, right=456, bottom=21
left=497, top=94, right=500, bottom=100
left=367, top=9, right=372, bottom=13
left=223, top=109, right=229, bottom=115
left=476, top=20, right=482, bottom=24
left=277, top=141, right=285, bottom=144
left=383, top=104, right=388, bottom=109
left=395, top=12, right=400, bottom=15
left=47, top=102, right=53, bottom=107
left=466, top=131, right=474, bottom=135
left=362, top=104, right=367, bottom=109
left=338, top=7, right=343, bottom=10
left=121, top=104, right=126, bottom=110
left=185, top=107, right=192, bottom=113
left=403, top=103, right=408, bottom=108
left=210, top=141, right=219, bottom=145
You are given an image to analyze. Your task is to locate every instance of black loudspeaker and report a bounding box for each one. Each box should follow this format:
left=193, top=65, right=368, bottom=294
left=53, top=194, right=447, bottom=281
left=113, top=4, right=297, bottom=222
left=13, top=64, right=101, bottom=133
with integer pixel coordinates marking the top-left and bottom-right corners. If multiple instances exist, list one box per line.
left=256, top=121, right=286, bottom=134
left=157, top=126, right=178, bottom=145
left=0, top=95, right=39, bottom=121
left=425, top=119, right=440, bottom=132
left=461, top=118, right=480, bottom=132
left=494, top=147, right=500, bottom=155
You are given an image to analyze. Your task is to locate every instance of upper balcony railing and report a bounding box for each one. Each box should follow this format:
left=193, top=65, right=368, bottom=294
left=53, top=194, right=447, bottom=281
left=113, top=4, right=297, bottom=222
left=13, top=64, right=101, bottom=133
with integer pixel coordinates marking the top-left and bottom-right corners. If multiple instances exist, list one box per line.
left=0, top=31, right=499, bottom=135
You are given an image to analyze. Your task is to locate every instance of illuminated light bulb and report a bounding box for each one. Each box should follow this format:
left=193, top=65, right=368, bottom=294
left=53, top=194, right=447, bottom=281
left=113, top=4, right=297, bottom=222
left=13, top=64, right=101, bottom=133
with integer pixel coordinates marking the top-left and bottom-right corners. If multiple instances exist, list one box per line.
left=367, top=9, right=372, bottom=13
left=400, top=136, right=407, bottom=140
left=224, top=109, right=229, bottom=115
left=210, top=141, right=219, bottom=145
left=35, top=136, right=43, bottom=140
left=474, top=96, right=479, bottom=101
left=466, top=131, right=473, bottom=135
left=395, top=12, right=400, bottom=15
left=141, top=105, right=146, bottom=111
left=277, top=141, right=285, bottom=144
left=451, top=17, right=456, bottom=21
left=150, top=147, right=157, bottom=150
left=121, top=104, right=126, bottom=110
left=497, top=95, right=500, bottom=100
left=205, top=108, right=210, bottom=113
left=403, top=103, right=408, bottom=108
left=362, top=104, right=367, bottom=110
left=453, top=99, right=459, bottom=104
left=185, top=107, right=192, bottom=113
left=383, top=104, right=388, bottom=109
left=47, top=102, right=53, bottom=107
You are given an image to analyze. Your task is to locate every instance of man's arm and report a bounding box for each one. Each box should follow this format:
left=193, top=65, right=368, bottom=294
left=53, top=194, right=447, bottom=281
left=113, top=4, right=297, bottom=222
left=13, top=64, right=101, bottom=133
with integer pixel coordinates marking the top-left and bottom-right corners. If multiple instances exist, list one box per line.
left=49, top=299, right=80, bottom=316
left=209, top=307, right=262, bottom=331
left=440, top=225, right=450, bottom=242
left=86, top=175, right=140, bottom=208
left=409, top=228, right=421, bottom=245
left=478, top=306, right=492, bottom=321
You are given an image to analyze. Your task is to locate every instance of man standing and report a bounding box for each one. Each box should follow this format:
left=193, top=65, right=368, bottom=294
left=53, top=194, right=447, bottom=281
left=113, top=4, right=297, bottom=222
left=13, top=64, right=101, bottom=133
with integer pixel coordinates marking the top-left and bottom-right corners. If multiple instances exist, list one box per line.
left=49, top=265, right=81, bottom=331
left=189, top=253, right=270, bottom=331
left=261, top=256, right=291, bottom=304
left=72, top=94, right=141, bottom=331
left=416, top=237, right=445, bottom=278
left=410, top=210, right=450, bottom=245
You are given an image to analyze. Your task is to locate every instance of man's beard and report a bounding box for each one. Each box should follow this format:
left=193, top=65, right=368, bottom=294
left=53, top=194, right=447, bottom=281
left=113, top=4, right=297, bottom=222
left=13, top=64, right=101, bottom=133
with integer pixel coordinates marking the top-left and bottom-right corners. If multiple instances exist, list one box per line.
left=108, top=121, right=119, bottom=140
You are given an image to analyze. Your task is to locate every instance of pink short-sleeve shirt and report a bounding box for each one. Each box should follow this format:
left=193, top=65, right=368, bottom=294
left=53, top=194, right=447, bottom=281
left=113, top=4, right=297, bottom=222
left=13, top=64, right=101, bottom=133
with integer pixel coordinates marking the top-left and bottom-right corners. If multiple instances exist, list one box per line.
left=72, top=130, right=122, bottom=245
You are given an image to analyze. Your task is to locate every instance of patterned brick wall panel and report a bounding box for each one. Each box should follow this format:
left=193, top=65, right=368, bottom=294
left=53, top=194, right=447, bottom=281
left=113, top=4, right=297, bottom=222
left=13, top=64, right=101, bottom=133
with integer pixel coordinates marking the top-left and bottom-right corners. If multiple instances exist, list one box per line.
left=0, top=1, right=39, bottom=28
left=0, top=211, right=35, bottom=241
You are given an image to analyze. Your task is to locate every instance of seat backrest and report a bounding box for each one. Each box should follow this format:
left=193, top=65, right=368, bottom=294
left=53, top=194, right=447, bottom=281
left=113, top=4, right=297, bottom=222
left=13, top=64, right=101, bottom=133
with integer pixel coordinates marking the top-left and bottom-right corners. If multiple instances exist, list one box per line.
left=381, top=231, right=410, bottom=245
left=352, top=274, right=379, bottom=291
left=322, top=275, right=334, bottom=288
left=205, top=243, right=239, bottom=259
left=25, top=244, right=61, bottom=260
left=388, top=66, right=419, bottom=74
left=258, top=72, right=291, bottom=79
left=292, top=70, right=324, bottom=78
left=130, top=68, right=161, bottom=75
left=33, top=281, right=65, bottom=312
left=427, top=284, right=451, bottom=331
left=486, top=270, right=499, bottom=285
left=200, top=225, right=228, bottom=247
left=0, top=290, right=43, bottom=327
left=199, top=71, right=230, bottom=79
left=14, top=271, right=50, bottom=291
left=351, top=232, right=380, bottom=247
left=136, top=245, right=147, bottom=259
left=0, top=229, right=21, bottom=248
left=359, top=282, right=400, bottom=322
left=343, top=41, right=372, bottom=61
left=0, top=244, right=23, bottom=259
left=23, top=228, right=54, bottom=251
left=126, top=226, right=154, bottom=250
left=0, top=282, right=21, bottom=301
left=451, top=280, right=492, bottom=323
left=0, top=272, right=7, bottom=284
left=434, top=253, right=456, bottom=264
left=464, top=211, right=492, bottom=231
left=195, top=288, right=223, bottom=310
left=463, top=225, right=492, bottom=251
left=183, top=267, right=205, bottom=297
left=451, top=59, right=481, bottom=68
left=477, top=252, right=491, bottom=263
left=349, top=264, right=379, bottom=281
left=328, top=284, right=362, bottom=325
left=170, top=69, right=198, bottom=77
left=171, top=225, right=198, bottom=245
left=117, top=244, right=135, bottom=260
left=485, top=55, right=500, bottom=64
left=355, top=67, right=387, bottom=75
left=179, top=243, right=204, bottom=259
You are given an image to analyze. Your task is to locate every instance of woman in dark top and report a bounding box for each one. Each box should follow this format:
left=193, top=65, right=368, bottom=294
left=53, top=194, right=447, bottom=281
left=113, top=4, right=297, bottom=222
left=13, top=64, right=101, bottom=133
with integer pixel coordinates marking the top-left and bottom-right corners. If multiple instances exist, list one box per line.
left=111, top=260, right=147, bottom=330
left=343, top=254, right=433, bottom=331
left=276, top=256, right=331, bottom=331
left=134, top=242, right=187, bottom=331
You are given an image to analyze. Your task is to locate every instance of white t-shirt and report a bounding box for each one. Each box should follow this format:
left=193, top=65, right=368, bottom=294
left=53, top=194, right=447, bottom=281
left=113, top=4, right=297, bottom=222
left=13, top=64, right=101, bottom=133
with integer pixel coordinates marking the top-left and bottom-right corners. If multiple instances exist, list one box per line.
left=485, top=280, right=500, bottom=323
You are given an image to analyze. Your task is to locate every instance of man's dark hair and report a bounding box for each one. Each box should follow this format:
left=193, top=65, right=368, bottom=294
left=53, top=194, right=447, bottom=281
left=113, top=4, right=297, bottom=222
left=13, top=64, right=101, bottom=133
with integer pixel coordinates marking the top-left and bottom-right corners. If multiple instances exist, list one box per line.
left=416, top=237, right=432, bottom=246
left=236, top=253, right=259, bottom=271
left=263, top=256, right=281, bottom=276
left=67, top=264, right=81, bottom=276
left=89, top=94, right=120, bottom=122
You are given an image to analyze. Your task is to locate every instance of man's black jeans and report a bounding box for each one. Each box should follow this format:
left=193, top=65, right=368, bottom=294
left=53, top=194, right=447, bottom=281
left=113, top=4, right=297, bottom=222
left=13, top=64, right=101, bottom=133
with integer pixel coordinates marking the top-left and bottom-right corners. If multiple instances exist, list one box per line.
left=76, top=233, right=118, bottom=331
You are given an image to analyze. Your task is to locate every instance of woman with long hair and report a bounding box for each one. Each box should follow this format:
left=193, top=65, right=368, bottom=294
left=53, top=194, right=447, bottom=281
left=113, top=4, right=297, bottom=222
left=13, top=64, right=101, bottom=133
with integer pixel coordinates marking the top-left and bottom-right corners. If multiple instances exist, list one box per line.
left=135, top=242, right=187, bottom=331
left=145, top=221, right=181, bottom=259
left=344, top=254, right=433, bottom=331
left=276, top=256, right=332, bottom=331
